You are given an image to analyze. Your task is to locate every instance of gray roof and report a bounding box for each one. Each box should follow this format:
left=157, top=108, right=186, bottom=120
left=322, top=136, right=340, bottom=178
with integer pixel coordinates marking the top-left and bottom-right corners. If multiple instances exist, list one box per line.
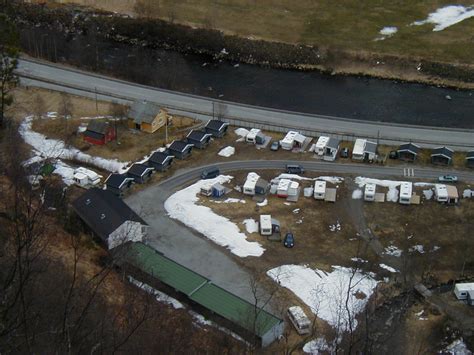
left=86, top=120, right=109, bottom=134
left=129, top=101, right=161, bottom=124
left=168, top=140, right=193, bottom=153
left=365, top=141, right=377, bottom=154
left=431, top=147, right=454, bottom=159
left=398, top=143, right=421, bottom=155
left=326, top=137, right=340, bottom=150
left=206, top=120, right=228, bottom=131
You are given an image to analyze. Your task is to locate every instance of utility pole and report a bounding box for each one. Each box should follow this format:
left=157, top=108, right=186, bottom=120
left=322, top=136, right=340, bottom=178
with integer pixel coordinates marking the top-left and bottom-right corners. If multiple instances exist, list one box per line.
left=95, top=87, right=98, bottom=113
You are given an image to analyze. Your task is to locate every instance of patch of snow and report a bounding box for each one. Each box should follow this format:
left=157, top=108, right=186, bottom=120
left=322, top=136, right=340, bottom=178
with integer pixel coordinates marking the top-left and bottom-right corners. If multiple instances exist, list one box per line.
left=412, top=5, right=474, bottom=32
left=423, top=189, right=433, bottom=200
left=52, top=160, right=76, bottom=185
left=164, top=175, right=265, bottom=257
left=352, top=189, right=363, bottom=199
left=431, top=245, right=441, bottom=252
left=242, top=219, right=258, bottom=234
left=211, top=198, right=246, bottom=204
left=128, top=276, right=184, bottom=309
left=380, top=26, right=398, bottom=36
left=46, top=111, right=57, bottom=119
left=234, top=128, right=249, bottom=137
left=20, top=116, right=129, bottom=173
left=384, top=245, right=402, bottom=257
left=235, top=137, right=245, bottom=142
left=267, top=265, right=378, bottom=331
left=190, top=311, right=247, bottom=343
left=303, top=337, right=331, bottom=354
left=257, top=199, right=268, bottom=207
left=284, top=202, right=291, bottom=206
left=463, top=189, right=473, bottom=198
left=444, top=338, right=472, bottom=355
left=292, top=208, right=300, bottom=214
left=379, top=264, right=399, bottom=273
left=218, top=146, right=235, bottom=157
left=351, top=257, right=368, bottom=263
left=273, top=174, right=343, bottom=184
left=318, top=176, right=344, bottom=184
left=409, top=245, right=425, bottom=254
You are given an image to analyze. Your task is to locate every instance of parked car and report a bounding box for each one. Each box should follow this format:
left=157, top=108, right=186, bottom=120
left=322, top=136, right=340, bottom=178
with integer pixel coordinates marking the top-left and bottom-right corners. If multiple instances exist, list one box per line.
left=286, top=164, right=304, bottom=174
left=270, top=141, right=280, bottom=151
left=389, top=151, right=399, bottom=159
left=283, top=232, right=295, bottom=248
left=438, top=175, right=458, bottom=183
left=340, top=147, right=350, bottom=158
left=201, top=167, right=220, bottom=179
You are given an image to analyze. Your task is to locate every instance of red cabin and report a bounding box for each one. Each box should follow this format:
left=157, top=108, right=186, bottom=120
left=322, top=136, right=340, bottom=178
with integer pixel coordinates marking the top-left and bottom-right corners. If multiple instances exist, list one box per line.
left=83, top=121, right=116, bottom=145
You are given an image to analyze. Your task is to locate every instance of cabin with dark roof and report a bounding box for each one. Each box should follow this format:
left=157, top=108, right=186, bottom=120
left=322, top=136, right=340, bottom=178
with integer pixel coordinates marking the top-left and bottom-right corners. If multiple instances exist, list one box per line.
left=128, top=101, right=169, bottom=134
left=466, top=151, right=474, bottom=168
left=431, top=147, right=454, bottom=166
left=147, top=151, right=174, bottom=171
left=168, top=140, right=194, bottom=159
left=186, top=130, right=212, bottom=149
left=105, top=174, right=134, bottom=196
left=205, top=120, right=229, bottom=138
left=72, top=188, right=147, bottom=249
left=83, top=121, right=116, bottom=145
left=127, top=163, right=154, bottom=184
left=397, top=143, right=421, bottom=162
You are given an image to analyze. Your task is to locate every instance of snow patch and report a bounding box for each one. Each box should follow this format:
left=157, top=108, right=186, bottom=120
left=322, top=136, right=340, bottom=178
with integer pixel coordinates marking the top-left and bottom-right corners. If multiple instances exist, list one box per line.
left=384, top=245, right=402, bottom=257
left=423, top=189, right=433, bottom=200
left=242, top=219, right=258, bottom=234
left=412, top=5, right=474, bottom=32
left=218, top=146, right=235, bottom=157
left=267, top=265, right=378, bottom=331
left=444, top=338, right=472, bottom=355
left=380, top=26, right=398, bottom=36
left=257, top=199, right=268, bottom=207
left=273, top=174, right=343, bottom=184
left=164, top=176, right=265, bottom=257
left=409, top=245, right=425, bottom=254
left=234, top=128, right=249, bottom=137
left=352, top=189, right=363, bottom=199
left=379, top=264, right=399, bottom=273
left=211, top=198, right=246, bottom=204
left=128, top=276, right=184, bottom=309
left=303, top=337, right=331, bottom=354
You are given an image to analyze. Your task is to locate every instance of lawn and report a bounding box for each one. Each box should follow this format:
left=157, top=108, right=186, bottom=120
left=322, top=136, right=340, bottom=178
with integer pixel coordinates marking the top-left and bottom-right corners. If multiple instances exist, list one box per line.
left=52, top=0, right=474, bottom=66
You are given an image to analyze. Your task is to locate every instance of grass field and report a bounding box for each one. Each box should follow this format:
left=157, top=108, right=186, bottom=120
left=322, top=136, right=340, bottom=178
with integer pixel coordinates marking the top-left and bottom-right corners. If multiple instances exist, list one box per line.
left=50, top=0, right=474, bottom=66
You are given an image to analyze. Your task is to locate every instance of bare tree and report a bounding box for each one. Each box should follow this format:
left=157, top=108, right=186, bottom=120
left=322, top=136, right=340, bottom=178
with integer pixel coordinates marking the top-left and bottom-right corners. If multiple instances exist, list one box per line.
left=57, top=93, right=73, bottom=142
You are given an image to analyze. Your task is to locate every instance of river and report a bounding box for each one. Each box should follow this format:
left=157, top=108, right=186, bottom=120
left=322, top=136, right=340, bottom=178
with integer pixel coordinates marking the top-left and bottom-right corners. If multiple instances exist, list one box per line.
left=19, top=27, right=474, bottom=128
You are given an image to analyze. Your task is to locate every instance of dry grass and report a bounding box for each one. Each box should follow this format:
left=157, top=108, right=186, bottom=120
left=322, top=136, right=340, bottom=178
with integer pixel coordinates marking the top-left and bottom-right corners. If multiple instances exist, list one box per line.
left=48, top=0, right=474, bottom=67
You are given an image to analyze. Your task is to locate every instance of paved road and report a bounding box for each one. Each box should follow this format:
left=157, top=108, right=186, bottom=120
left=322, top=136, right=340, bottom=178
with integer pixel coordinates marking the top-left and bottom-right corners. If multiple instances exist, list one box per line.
left=16, top=58, right=474, bottom=151
left=125, top=159, right=474, bottom=302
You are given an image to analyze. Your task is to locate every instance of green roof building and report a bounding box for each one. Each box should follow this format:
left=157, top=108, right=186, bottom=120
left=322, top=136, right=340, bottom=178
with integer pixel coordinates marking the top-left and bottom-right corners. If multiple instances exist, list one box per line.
left=121, top=242, right=284, bottom=347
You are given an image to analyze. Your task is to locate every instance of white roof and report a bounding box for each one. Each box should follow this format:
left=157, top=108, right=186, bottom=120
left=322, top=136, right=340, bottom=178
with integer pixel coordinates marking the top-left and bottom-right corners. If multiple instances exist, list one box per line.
left=75, top=167, right=102, bottom=180
left=353, top=139, right=367, bottom=155
left=260, top=215, right=272, bottom=228
left=455, top=283, right=474, bottom=292
left=289, top=181, right=300, bottom=189
left=243, top=172, right=260, bottom=190
left=314, top=180, right=326, bottom=192
left=435, top=184, right=448, bottom=198
left=294, top=133, right=306, bottom=144
left=246, top=128, right=261, bottom=139
left=315, top=136, right=330, bottom=149
left=73, top=172, right=88, bottom=180
left=400, top=182, right=412, bottom=197
left=288, top=306, right=310, bottom=324
left=281, top=131, right=299, bottom=145
left=365, top=183, right=376, bottom=194
left=277, top=178, right=291, bottom=191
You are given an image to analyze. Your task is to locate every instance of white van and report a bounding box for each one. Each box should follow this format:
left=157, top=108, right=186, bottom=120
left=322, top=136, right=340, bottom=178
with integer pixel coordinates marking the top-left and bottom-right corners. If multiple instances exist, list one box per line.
left=287, top=306, right=311, bottom=335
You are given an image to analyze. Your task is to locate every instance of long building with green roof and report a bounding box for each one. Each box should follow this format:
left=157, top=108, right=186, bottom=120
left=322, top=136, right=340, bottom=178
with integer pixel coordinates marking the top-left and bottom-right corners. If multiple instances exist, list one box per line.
left=120, top=242, right=284, bottom=347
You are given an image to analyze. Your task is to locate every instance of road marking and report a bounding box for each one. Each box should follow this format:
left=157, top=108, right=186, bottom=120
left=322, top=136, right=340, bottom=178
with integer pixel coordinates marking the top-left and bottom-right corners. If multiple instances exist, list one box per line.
left=403, top=168, right=415, bottom=177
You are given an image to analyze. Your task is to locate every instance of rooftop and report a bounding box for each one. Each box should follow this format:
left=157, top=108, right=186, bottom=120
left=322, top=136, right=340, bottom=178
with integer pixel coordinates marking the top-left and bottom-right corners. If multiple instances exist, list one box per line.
left=129, top=101, right=161, bottom=124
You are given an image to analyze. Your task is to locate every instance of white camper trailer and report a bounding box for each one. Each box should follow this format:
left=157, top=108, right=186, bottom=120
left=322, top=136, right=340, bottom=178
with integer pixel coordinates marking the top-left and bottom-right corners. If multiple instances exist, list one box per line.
left=313, top=180, right=326, bottom=200
left=315, top=136, right=330, bottom=156
left=277, top=179, right=291, bottom=197
left=435, top=184, right=448, bottom=202
left=259, top=215, right=272, bottom=236
left=364, top=183, right=376, bottom=201
left=399, top=182, right=412, bottom=205
left=73, top=167, right=102, bottom=187
left=243, top=172, right=260, bottom=195
left=288, top=181, right=300, bottom=196
left=280, top=131, right=306, bottom=151
left=352, top=139, right=366, bottom=160
left=454, top=283, right=474, bottom=300
left=246, top=128, right=262, bottom=144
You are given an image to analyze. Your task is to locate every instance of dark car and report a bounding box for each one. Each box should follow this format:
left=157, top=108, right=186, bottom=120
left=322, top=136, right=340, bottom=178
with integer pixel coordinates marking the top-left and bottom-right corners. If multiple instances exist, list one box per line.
left=201, top=167, right=220, bottom=179
left=270, top=141, right=280, bottom=151
left=283, top=232, right=295, bottom=248
left=389, top=151, right=399, bottom=159
left=286, top=165, right=304, bottom=174
left=340, top=147, right=350, bottom=158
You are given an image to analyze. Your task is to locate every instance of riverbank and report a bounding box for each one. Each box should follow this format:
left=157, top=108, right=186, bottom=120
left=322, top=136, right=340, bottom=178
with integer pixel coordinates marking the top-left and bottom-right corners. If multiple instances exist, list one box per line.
left=10, top=2, right=474, bottom=90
